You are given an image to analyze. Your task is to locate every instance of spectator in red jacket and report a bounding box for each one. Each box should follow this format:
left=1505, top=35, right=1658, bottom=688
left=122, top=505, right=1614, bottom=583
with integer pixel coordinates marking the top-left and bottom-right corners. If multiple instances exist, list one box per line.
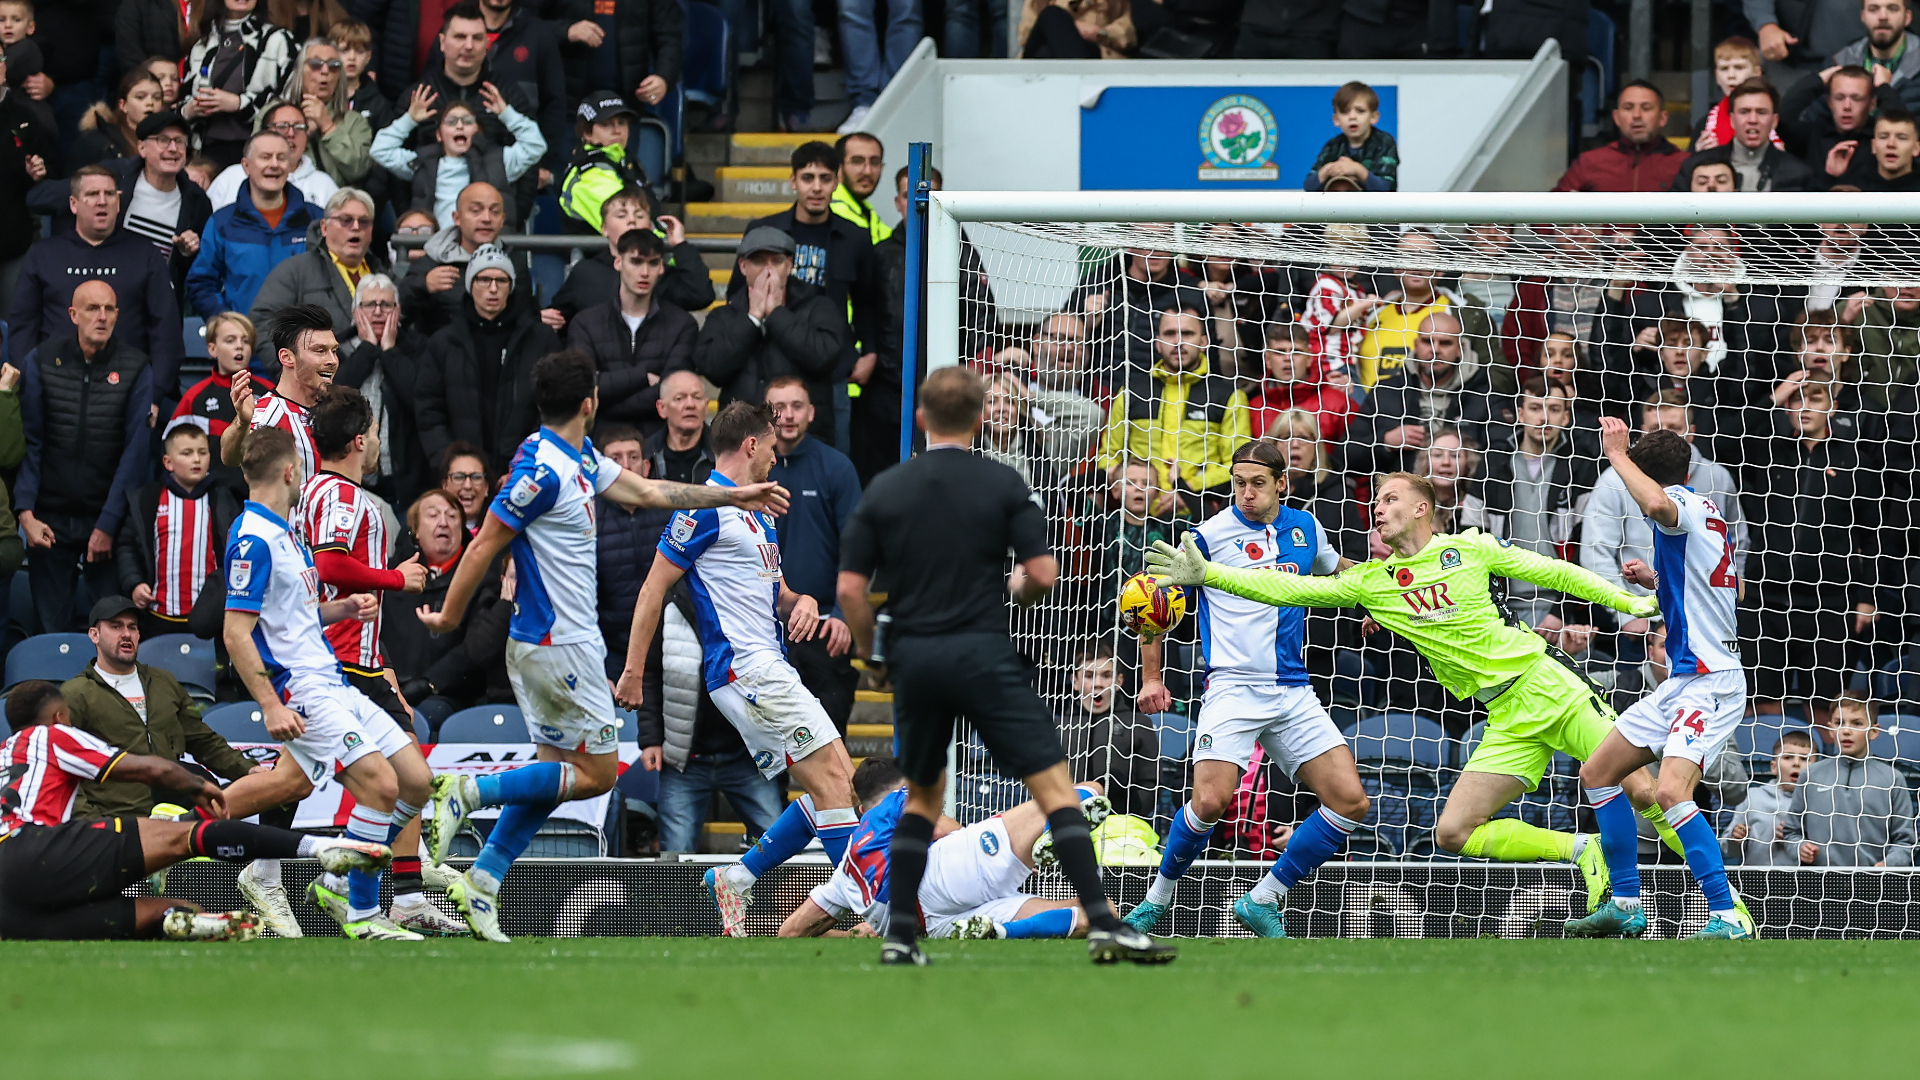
left=1247, top=322, right=1354, bottom=442
left=1552, top=80, right=1687, bottom=192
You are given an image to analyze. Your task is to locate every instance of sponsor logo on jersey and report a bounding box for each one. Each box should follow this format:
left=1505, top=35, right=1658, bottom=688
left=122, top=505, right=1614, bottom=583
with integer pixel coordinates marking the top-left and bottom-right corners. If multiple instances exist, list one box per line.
left=980, top=829, right=1000, bottom=856
left=540, top=724, right=565, bottom=742
left=669, top=512, right=696, bottom=546
left=228, top=559, right=252, bottom=590
left=1400, top=582, right=1456, bottom=620
left=1441, top=547, right=1461, bottom=568
left=310, top=760, right=328, bottom=781
left=754, top=750, right=776, bottom=771
left=509, top=475, right=543, bottom=508
left=331, top=505, right=356, bottom=536
left=757, top=542, right=782, bottom=580
left=564, top=673, right=578, bottom=690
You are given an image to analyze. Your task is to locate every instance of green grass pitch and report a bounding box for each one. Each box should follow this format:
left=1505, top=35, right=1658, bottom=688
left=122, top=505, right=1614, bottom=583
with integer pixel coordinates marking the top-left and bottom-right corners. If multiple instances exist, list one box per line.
left=4, top=937, right=1915, bottom=1079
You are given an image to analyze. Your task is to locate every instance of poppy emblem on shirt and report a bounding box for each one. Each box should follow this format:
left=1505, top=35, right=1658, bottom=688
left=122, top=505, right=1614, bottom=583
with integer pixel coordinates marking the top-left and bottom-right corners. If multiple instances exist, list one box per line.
left=1395, top=568, right=1413, bottom=586
left=107, top=371, right=120, bottom=384
left=1244, top=543, right=1263, bottom=561
left=514, top=45, right=529, bottom=62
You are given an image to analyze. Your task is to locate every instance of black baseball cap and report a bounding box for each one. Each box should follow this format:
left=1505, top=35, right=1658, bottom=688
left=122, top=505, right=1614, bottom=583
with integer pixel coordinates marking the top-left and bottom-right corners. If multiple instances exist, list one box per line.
left=88, top=596, right=141, bottom=626
left=577, top=92, right=638, bottom=125
left=136, top=110, right=190, bottom=141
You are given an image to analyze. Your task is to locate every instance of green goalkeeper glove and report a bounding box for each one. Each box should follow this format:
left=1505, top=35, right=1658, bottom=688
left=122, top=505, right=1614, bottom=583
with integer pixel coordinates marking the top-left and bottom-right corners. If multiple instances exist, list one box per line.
left=1146, top=535, right=1209, bottom=588
left=1627, top=594, right=1660, bottom=619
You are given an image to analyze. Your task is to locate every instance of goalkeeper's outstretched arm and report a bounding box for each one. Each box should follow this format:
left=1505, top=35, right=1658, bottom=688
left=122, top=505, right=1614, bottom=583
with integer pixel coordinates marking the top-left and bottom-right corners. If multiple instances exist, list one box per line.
left=1482, top=534, right=1658, bottom=618
left=1147, top=536, right=1361, bottom=609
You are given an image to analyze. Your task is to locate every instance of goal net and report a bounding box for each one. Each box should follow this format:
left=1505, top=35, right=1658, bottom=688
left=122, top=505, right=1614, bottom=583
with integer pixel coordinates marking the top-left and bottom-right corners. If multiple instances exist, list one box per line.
left=923, top=192, right=1920, bottom=939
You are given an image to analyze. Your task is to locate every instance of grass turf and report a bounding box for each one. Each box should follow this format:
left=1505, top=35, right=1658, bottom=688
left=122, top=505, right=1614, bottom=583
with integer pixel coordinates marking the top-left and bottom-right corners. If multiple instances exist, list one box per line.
left=4, top=937, right=1915, bottom=1078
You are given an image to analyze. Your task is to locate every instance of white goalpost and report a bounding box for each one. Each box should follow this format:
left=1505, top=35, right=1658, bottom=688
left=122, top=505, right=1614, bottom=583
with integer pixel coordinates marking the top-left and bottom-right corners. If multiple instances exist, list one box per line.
left=910, top=188, right=1920, bottom=938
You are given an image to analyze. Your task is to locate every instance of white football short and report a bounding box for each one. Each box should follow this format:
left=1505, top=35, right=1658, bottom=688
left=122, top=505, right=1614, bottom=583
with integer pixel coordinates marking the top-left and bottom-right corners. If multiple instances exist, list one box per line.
left=709, top=659, right=841, bottom=778
left=919, top=818, right=1036, bottom=938
left=1613, top=668, right=1745, bottom=768
left=505, top=638, right=622, bottom=756
left=1193, top=682, right=1346, bottom=778
left=282, top=679, right=413, bottom=784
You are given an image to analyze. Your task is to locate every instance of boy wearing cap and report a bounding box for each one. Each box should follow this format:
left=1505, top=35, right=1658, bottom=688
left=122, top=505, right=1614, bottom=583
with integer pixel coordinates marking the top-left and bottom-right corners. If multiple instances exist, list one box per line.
left=560, top=93, right=649, bottom=235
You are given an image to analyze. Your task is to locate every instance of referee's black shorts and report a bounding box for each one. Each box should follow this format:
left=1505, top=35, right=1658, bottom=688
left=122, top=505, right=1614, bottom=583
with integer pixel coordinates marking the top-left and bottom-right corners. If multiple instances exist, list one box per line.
left=888, top=632, right=1065, bottom=788
left=347, top=668, right=415, bottom=734
left=0, top=817, right=147, bottom=939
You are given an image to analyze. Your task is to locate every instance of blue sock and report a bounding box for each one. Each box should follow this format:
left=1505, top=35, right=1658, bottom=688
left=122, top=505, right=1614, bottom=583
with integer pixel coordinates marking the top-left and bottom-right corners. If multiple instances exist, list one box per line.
left=473, top=800, right=557, bottom=884
left=1001, top=907, right=1077, bottom=938
left=814, top=820, right=856, bottom=865
left=1668, top=801, right=1735, bottom=912
left=740, top=797, right=816, bottom=879
left=1270, top=807, right=1360, bottom=890
left=344, top=804, right=390, bottom=919
left=476, top=762, right=566, bottom=806
left=1074, top=785, right=1098, bottom=803
left=1142, top=803, right=1214, bottom=905
left=1586, top=786, right=1641, bottom=901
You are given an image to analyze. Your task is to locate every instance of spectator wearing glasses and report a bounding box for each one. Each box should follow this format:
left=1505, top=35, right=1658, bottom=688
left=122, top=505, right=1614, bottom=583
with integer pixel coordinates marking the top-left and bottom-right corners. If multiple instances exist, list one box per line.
left=179, top=0, right=297, bottom=170
left=204, top=99, right=340, bottom=209
left=186, top=129, right=319, bottom=321
left=438, top=442, right=494, bottom=537
left=275, top=36, right=370, bottom=187
left=416, top=245, right=560, bottom=470
left=336, top=274, right=433, bottom=505
left=249, top=186, right=382, bottom=338
left=99, top=111, right=212, bottom=298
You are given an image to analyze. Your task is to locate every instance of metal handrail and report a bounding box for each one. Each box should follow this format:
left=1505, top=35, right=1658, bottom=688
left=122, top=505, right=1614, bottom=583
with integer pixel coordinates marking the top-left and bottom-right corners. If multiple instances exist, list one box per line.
left=389, top=234, right=739, bottom=255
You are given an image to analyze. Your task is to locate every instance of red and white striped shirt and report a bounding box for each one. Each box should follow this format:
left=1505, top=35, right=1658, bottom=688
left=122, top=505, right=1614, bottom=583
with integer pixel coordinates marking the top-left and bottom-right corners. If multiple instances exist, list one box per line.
left=299, top=470, right=389, bottom=671
left=253, top=392, right=317, bottom=483
left=1300, top=271, right=1362, bottom=379
left=153, top=485, right=217, bottom=618
left=0, top=724, right=123, bottom=838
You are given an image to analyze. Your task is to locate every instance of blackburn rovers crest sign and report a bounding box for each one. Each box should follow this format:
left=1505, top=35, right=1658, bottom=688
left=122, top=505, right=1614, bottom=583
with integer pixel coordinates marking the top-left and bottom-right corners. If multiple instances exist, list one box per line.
left=1198, top=95, right=1278, bottom=181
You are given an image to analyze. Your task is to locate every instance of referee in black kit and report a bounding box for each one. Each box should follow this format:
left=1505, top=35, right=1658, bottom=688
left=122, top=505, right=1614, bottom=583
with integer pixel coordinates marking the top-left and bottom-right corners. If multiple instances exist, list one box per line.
left=837, top=366, right=1175, bottom=966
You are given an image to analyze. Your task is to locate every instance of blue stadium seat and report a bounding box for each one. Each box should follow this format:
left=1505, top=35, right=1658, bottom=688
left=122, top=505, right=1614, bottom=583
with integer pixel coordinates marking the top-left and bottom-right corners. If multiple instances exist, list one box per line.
left=1348, top=712, right=1447, bottom=856
left=4, top=633, right=97, bottom=689
left=636, top=115, right=672, bottom=197
left=182, top=315, right=208, bottom=360
left=138, top=634, right=215, bottom=697
left=7, top=571, right=32, bottom=637
left=1153, top=710, right=1192, bottom=760
left=436, top=705, right=527, bottom=742
left=1580, top=10, right=1617, bottom=139
left=200, top=702, right=270, bottom=743
left=1872, top=717, right=1920, bottom=788
left=412, top=710, right=433, bottom=742
left=1736, top=713, right=1815, bottom=778
left=1329, top=650, right=1365, bottom=706
left=681, top=0, right=730, bottom=108
left=529, top=252, right=568, bottom=306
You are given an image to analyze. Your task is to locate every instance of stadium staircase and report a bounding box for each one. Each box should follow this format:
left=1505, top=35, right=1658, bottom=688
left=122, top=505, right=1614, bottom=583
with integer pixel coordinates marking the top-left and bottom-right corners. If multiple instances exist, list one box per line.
left=674, top=131, right=818, bottom=310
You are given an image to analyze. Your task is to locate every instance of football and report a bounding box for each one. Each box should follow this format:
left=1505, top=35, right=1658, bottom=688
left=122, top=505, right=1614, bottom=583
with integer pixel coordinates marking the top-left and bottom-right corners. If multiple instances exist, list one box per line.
left=1118, top=572, right=1186, bottom=638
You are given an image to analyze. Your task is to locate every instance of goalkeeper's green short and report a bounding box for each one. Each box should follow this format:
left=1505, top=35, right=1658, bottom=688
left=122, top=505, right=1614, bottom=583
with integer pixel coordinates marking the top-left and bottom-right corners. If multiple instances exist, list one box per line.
left=1461, top=655, right=1617, bottom=792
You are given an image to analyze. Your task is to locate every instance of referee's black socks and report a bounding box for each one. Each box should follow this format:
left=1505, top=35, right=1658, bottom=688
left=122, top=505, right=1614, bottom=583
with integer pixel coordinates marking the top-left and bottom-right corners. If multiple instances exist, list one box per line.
left=187, top=820, right=306, bottom=862
left=885, top=812, right=935, bottom=941
left=1046, top=807, right=1122, bottom=933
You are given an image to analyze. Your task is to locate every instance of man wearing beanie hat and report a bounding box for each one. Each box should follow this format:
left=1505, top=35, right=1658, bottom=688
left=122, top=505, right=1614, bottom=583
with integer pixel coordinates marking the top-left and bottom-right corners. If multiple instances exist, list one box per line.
left=417, top=241, right=560, bottom=470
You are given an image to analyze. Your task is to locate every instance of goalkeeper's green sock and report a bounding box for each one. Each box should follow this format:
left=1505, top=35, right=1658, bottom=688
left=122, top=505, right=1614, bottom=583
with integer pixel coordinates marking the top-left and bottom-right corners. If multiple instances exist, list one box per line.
left=1640, top=801, right=1685, bottom=859
left=1460, top=818, right=1576, bottom=862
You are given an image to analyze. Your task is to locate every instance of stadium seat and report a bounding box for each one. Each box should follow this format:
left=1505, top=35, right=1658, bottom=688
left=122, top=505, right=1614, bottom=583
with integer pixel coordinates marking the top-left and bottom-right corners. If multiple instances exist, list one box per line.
left=1348, top=713, right=1447, bottom=856
left=1580, top=9, right=1616, bottom=140
left=1871, top=717, right=1920, bottom=788
left=4, top=633, right=98, bottom=689
left=1328, top=651, right=1365, bottom=706
left=1454, top=722, right=1579, bottom=835
left=436, top=705, right=527, bottom=742
left=529, top=252, right=568, bottom=305
left=1153, top=710, right=1192, bottom=760
left=636, top=115, right=672, bottom=197
left=955, top=729, right=1024, bottom=823
left=182, top=315, right=208, bottom=360
left=200, top=702, right=270, bottom=743
left=1736, top=713, right=1815, bottom=779
left=412, top=710, right=433, bottom=742
left=138, top=634, right=215, bottom=698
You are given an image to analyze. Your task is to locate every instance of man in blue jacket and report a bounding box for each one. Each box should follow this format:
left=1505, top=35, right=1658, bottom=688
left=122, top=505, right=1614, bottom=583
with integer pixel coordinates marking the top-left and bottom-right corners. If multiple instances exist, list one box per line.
left=764, top=375, right=863, bottom=730
left=186, top=131, right=317, bottom=323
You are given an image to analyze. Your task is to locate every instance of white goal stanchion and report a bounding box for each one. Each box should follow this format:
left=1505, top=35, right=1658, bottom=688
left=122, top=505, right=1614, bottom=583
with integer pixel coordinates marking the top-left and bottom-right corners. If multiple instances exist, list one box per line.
left=910, top=187, right=1920, bottom=938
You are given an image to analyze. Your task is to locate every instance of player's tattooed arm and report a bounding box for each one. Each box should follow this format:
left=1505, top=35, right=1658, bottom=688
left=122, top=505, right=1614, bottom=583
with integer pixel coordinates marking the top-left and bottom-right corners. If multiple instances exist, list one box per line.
left=603, top=467, right=790, bottom=514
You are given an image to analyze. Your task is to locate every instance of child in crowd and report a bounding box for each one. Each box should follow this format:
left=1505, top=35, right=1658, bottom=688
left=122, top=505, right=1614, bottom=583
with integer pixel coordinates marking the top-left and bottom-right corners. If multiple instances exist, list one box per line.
left=1248, top=321, right=1354, bottom=440
left=0, top=0, right=49, bottom=103
left=1298, top=234, right=1369, bottom=383
left=172, top=312, right=254, bottom=493
left=544, top=184, right=709, bottom=323
left=186, top=156, right=220, bottom=193
left=1696, top=37, right=1784, bottom=151
left=371, top=83, right=546, bottom=231
left=559, top=92, right=649, bottom=234
left=1721, top=731, right=1813, bottom=866
left=116, top=421, right=241, bottom=640
left=1306, top=81, right=1398, bottom=191
left=330, top=19, right=394, bottom=131
left=1784, top=694, right=1917, bottom=867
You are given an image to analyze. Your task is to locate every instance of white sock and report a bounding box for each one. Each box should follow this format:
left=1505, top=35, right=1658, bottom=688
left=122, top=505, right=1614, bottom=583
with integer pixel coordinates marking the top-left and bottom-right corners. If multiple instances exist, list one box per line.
left=1246, top=874, right=1287, bottom=907
left=391, top=798, right=422, bottom=830
left=253, top=858, right=283, bottom=886
left=1144, top=874, right=1177, bottom=906
left=723, top=863, right=756, bottom=889
left=469, top=866, right=501, bottom=895
left=1615, top=896, right=1644, bottom=914
left=324, top=872, right=346, bottom=893
left=1711, top=908, right=1738, bottom=920
left=392, top=892, right=428, bottom=913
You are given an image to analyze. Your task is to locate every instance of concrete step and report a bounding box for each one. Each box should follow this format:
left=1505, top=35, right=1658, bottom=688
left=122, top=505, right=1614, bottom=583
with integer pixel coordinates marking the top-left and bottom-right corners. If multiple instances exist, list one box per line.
left=686, top=133, right=730, bottom=167
left=728, top=132, right=817, bottom=165
left=684, top=201, right=787, bottom=234
left=716, top=165, right=794, bottom=203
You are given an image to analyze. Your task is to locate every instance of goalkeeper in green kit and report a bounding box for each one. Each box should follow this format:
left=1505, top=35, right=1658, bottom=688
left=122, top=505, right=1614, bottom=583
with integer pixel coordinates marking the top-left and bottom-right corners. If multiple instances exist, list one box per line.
left=1148, top=471, right=1680, bottom=912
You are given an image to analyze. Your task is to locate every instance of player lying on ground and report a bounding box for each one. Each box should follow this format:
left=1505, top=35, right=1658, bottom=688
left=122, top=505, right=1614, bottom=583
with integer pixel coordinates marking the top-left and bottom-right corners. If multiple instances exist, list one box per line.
left=223, top=425, right=436, bottom=941
left=615, top=401, right=860, bottom=938
left=420, top=351, right=789, bottom=943
left=1150, top=472, right=1684, bottom=919
left=0, top=680, right=391, bottom=941
left=1127, top=439, right=1367, bottom=939
left=1564, top=421, right=1753, bottom=939
left=779, top=757, right=1101, bottom=941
